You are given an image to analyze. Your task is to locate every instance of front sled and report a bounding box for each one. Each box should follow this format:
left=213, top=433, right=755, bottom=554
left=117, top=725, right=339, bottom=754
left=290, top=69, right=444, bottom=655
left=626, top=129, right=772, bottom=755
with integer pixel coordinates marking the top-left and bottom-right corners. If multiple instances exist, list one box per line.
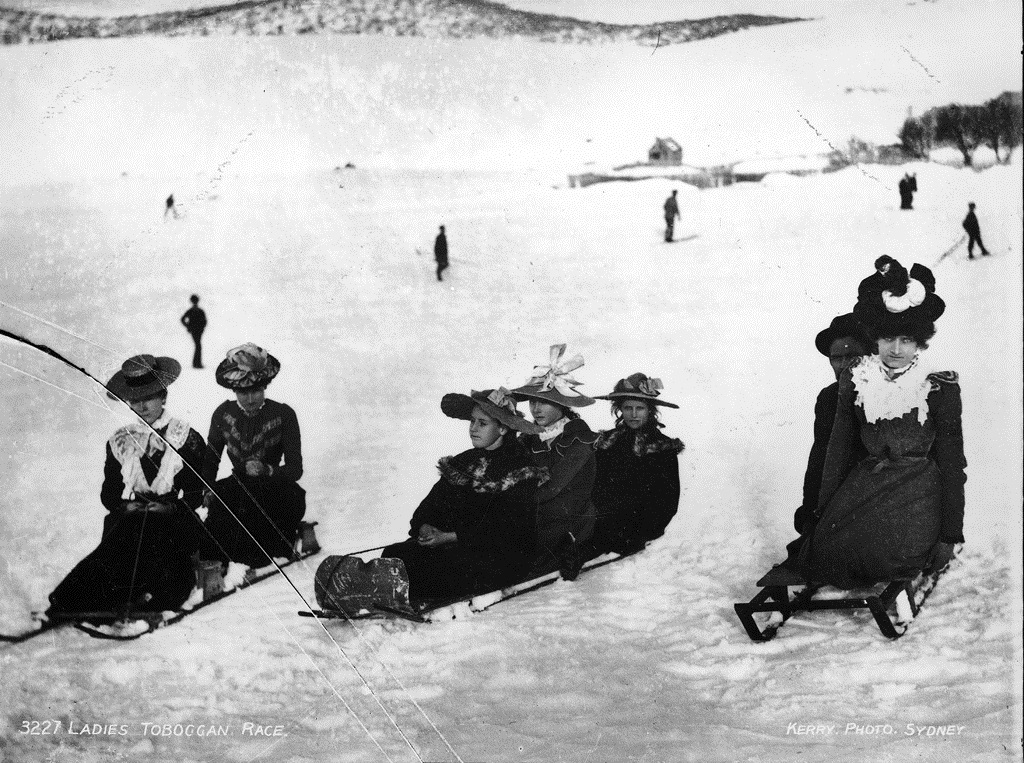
left=734, top=557, right=954, bottom=641
left=313, top=555, right=413, bottom=618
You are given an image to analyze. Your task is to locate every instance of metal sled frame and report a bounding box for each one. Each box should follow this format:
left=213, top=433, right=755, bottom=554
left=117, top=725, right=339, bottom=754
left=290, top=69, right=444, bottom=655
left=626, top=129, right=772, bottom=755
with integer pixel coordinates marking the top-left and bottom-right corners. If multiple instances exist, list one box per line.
left=734, top=564, right=943, bottom=641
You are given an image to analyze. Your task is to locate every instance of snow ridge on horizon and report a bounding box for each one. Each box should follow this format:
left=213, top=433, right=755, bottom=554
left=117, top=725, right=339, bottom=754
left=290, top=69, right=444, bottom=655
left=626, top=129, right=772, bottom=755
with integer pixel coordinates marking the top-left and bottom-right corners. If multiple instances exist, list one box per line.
left=0, top=0, right=804, bottom=46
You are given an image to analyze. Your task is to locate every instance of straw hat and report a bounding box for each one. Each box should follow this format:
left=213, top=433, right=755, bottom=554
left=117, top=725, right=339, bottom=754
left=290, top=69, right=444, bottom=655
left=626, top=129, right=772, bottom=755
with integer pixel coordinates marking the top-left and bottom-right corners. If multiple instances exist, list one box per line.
left=441, top=388, right=543, bottom=434
left=105, top=354, right=181, bottom=402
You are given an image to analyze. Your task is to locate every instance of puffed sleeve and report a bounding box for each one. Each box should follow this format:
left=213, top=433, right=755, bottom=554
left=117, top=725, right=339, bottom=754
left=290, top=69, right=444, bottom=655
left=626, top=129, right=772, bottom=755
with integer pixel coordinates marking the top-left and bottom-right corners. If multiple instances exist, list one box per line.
left=929, top=383, right=967, bottom=543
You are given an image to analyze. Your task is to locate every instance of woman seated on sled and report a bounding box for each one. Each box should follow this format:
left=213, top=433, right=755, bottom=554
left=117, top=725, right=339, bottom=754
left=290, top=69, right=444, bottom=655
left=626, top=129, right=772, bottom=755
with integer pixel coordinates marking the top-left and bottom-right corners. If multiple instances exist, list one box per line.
left=47, top=355, right=207, bottom=620
left=589, top=373, right=685, bottom=556
left=200, top=343, right=306, bottom=569
left=793, top=259, right=966, bottom=588
left=509, top=345, right=598, bottom=580
left=380, top=389, right=547, bottom=601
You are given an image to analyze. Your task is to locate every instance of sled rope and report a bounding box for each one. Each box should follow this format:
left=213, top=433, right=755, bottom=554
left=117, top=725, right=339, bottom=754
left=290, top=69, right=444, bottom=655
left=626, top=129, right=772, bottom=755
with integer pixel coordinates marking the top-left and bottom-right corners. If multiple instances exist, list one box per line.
left=123, top=504, right=149, bottom=619
left=931, top=233, right=967, bottom=268
left=2, top=321, right=458, bottom=761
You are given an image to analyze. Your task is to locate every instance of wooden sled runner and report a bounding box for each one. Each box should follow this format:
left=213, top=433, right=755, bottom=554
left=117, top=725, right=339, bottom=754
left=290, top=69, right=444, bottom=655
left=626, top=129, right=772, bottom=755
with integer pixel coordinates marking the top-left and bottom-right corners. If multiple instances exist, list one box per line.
left=734, top=552, right=956, bottom=641
left=301, top=550, right=634, bottom=624
left=2, top=521, right=322, bottom=644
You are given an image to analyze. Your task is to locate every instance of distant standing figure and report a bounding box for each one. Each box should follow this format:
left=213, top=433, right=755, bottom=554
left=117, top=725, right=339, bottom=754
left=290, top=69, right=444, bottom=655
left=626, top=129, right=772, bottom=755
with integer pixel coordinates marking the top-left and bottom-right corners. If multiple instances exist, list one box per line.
left=898, top=173, right=917, bottom=210
left=663, top=190, right=680, bottom=242
left=180, top=295, right=207, bottom=369
left=434, top=225, right=449, bottom=282
left=165, top=194, right=179, bottom=219
left=962, top=202, right=990, bottom=259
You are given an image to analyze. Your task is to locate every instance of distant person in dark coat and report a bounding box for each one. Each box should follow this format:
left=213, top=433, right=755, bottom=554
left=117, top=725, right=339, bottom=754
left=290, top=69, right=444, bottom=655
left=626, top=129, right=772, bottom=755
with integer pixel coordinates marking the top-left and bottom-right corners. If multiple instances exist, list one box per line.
left=663, top=190, right=680, bottom=241
left=165, top=194, right=179, bottom=219
left=180, top=295, right=207, bottom=369
left=898, top=173, right=917, bottom=210
left=434, top=225, right=449, bottom=281
left=962, top=202, right=990, bottom=259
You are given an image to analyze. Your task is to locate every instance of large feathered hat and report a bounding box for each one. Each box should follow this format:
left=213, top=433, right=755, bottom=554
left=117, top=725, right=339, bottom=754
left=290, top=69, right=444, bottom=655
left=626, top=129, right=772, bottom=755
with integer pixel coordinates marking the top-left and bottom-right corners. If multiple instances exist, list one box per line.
left=215, top=343, right=281, bottom=390
left=509, top=344, right=596, bottom=408
left=441, top=388, right=543, bottom=434
left=853, top=257, right=945, bottom=335
left=594, top=373, right=679, bottom=408
left=105, top=354, right=181, bottom=402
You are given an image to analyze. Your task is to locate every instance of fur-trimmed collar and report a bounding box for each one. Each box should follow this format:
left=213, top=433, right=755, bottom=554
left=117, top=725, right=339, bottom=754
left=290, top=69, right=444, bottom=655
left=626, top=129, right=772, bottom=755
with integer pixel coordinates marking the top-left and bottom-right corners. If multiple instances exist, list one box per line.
left=595, top=426, right=684, bottom=457
left=437, top=449, right=548, bottom=494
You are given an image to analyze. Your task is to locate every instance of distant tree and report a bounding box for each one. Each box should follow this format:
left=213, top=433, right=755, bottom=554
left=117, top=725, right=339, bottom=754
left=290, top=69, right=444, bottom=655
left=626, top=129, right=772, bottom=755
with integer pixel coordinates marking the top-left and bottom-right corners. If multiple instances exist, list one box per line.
left=898, top=117, right=930, bottom=159
left=846, top=136, right=876, bottom=164
left=980, top=91, right=1023, bottom=162
left=933, top=103, right=985, bottom=166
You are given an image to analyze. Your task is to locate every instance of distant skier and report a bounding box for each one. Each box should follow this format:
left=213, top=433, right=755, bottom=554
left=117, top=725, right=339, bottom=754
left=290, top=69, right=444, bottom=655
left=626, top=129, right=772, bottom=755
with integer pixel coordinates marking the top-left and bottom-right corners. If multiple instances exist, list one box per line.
left=663, top=190, right=680, bottom=242
left=180, top=294, right=207, bottom=369
left=165, top=194, right=179, bottom=219
left=434, top=225, right=449, bottom=282
left=898, top=173, right=917, bottom=210
left=962, top=202, right=990, bottom=259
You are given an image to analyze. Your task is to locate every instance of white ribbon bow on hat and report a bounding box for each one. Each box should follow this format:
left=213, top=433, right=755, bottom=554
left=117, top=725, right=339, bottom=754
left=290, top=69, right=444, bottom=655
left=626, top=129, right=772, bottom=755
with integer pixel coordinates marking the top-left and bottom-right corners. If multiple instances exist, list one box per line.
left=882, top=278, right=926, bottom=313
left=526, top=344, right=585, bottom=396
left=626, top=376, right=663, bottom=397
left=487, top=387, right=517, bottom=413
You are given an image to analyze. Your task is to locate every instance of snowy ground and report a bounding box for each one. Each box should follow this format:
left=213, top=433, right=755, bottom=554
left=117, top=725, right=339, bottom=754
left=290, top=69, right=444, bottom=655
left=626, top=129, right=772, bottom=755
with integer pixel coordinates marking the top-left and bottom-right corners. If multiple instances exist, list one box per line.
left=2, top=1, right=1022, bottom=761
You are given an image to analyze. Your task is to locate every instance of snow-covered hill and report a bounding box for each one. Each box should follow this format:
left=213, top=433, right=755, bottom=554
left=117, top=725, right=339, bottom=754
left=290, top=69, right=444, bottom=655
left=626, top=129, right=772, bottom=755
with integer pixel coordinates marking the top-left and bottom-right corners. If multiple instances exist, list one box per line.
left=0, top=0, right=801, bottom=46
left=1, top=0, right=1021, bottom=761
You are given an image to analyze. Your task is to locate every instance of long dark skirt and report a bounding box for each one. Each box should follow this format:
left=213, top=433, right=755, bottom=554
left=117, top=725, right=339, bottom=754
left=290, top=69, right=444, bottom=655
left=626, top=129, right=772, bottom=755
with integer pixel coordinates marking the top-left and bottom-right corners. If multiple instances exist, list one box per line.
left=200, top=476, right=306, bottom=567
left=381, top=541, right=532, bottom=602
left=48, top=507, right=200, bottom=618
left=798, top=457, right=941, bottom=588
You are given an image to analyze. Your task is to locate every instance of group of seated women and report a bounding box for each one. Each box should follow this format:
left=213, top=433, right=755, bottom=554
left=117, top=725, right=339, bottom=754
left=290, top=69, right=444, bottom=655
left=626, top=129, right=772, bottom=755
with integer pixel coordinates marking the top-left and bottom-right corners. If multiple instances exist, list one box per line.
left=379, top=344, right=685, bottom=603
left=47, top=343, right=307, bottom=621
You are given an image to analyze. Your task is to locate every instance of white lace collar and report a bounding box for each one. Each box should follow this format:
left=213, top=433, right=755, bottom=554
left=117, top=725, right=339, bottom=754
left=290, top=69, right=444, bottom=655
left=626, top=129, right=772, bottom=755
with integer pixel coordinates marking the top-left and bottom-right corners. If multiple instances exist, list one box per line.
left=851, top=354, right=932, bottom=425
left=537, top=416, right=568, bottom=445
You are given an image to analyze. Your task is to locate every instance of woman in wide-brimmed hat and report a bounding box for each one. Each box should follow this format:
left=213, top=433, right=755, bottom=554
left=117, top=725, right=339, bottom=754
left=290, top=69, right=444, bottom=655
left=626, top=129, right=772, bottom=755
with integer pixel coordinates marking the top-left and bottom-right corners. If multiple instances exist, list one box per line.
left=589, top=373, right=685, bottom=556
left=200, top=343, right=306, bottom=569
left=509, top=344, right=599, bottom=580
left=378, top=388, right=547, bottom=600
left=794, top=258, right=967, bottom=587
left=47, top=354, right=208, bottom=622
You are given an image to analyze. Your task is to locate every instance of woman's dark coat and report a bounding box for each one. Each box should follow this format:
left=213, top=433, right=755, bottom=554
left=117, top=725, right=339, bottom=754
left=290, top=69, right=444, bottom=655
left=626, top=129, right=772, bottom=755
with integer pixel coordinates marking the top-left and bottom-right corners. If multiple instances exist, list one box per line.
left=519, top=417, right=598, bottom=567
left=382, top=436, right=546, bottom=600
left=48, top=426, right=207, bottom=619
left=591, top=424, right=684, bottom=554
left=797, top=369, right=967, bottom=588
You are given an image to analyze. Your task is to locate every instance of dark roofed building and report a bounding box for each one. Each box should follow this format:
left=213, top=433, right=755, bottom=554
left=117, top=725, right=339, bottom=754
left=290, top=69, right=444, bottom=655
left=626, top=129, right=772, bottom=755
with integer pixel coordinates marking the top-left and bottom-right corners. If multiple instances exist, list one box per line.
left=648, top=138, right=683, bottom=166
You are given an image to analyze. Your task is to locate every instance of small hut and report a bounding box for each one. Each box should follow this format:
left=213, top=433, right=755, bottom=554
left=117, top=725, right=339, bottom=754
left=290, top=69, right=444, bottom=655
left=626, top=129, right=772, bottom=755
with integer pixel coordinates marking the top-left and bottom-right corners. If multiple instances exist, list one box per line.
left=648, top=138, right=683, bottom=166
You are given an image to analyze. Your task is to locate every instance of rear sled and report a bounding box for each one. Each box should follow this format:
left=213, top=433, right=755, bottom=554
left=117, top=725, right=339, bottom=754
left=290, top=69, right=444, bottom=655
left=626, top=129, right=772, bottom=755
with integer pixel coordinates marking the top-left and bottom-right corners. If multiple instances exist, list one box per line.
left=302, top=550, right=633, bottom=624
left=734, top=550, right=958, bottom=641
left=3, top=521, right=322, bottom=643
